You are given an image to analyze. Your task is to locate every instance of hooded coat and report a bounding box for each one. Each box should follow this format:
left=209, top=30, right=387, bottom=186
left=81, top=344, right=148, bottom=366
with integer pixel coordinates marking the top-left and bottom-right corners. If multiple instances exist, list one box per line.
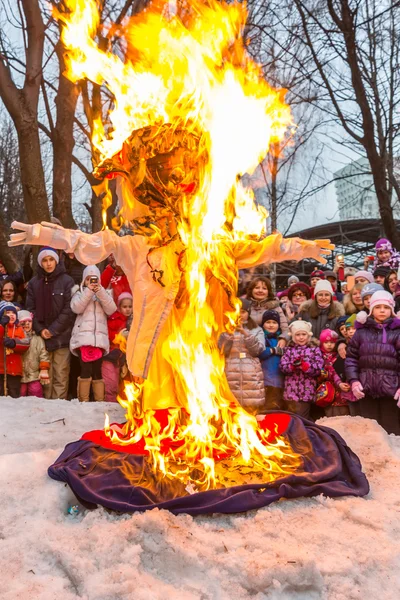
left=295, top=299, right=345, bottom=339
left=259, top=331, right=284, bottom=389
left=280, top=342, right=324, bottom=403
left=70, top=266, right=117, bottom=356
left=0, top=322, right=29, bottom=376
left=345, top=316, right=400, bottom=398
left=21, top=332, right=50, bottom=383
left=219, top=326, right=265, bottom=413
left=249, top=298, right=288, bottom=334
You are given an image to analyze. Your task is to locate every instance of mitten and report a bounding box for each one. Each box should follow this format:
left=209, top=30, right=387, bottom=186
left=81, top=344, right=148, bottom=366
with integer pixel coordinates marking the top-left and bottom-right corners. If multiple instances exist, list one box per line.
left=394, top=388, right=400, bottom=407
left=0, top=315, right=10, bottom=326
left=351, top=381, right=365, bottom=400
left=3, top=338, right=16, bottom=349
left=301, top=361, right=310, bottom=372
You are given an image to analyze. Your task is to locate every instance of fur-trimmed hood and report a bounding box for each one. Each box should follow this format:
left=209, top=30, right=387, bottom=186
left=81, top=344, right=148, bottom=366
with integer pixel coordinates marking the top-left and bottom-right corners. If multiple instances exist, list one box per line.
left=249, top=298, right=280, bottom=310
left=298, top=298, right=345, bottom=320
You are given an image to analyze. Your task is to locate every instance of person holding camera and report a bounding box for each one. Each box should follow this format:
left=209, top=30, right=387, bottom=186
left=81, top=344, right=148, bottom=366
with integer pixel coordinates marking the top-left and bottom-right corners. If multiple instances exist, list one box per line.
left=70, top=265, right=117, bottom=402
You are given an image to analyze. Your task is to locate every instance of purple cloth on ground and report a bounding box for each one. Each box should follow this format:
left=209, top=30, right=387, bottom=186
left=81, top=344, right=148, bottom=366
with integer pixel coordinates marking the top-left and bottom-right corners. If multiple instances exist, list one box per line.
left=48, top=412, right=369, bottom=515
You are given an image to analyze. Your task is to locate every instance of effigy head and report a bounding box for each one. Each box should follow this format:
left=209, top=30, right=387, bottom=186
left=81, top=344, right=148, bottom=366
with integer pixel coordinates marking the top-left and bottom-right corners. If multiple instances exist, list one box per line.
left=94, top=123, right=208, bottom=214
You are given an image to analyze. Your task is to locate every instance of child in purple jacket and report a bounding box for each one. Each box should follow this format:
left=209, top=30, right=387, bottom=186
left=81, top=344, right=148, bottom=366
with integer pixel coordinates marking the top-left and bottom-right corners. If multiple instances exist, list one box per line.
left=280, top=320, right=324, bottom=419
left=345, top=290, right=400, bottom=434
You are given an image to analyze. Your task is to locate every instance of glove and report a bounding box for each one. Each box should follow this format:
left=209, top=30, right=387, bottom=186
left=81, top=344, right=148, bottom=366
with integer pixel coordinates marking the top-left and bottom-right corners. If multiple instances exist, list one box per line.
left=0, top=315, right=10, bottom=326
left=8, top=221, right=60, bottom=248
left=3, top=338, right=16, bottom=349
left=39, top=370, right=50, bottom=385
left=301, top=361, right=310, bottom=372
left=351, top=381, right=365, bottom=400
left=299, top=239, right=334, bottom=266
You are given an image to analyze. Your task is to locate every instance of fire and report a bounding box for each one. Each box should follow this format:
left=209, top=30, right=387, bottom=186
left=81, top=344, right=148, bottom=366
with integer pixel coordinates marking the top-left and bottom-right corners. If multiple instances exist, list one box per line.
left=56, top=0, right=302, bottom=491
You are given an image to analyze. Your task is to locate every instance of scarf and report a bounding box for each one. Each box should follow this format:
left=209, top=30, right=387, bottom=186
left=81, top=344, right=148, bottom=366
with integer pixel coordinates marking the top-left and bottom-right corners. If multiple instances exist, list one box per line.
left=35, top=269, right=55, bottom=325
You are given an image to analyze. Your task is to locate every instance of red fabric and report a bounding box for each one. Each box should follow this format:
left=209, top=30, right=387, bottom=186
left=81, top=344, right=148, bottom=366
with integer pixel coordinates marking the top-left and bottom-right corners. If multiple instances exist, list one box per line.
left=0, top=324, right=29, bottom=376
left=101, top=265, right=131, bottom=303
left=301, top=361, right=310, bottom=372
left=80, top=345, right=103, bottom=362
left=107, top=311, right=128, bottom=347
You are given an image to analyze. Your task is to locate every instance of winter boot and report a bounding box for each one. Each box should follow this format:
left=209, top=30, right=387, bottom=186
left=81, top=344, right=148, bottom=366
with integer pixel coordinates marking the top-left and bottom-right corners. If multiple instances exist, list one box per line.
left=77, top=377, right=92, bottom=402
left=92, top=379, right=105, bottom=402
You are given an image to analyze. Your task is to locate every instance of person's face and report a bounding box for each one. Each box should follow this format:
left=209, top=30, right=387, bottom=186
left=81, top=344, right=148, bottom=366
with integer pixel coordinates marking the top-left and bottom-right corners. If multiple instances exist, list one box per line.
left=310, top=277, right=321, bottom=288
left=1, top=282, right=15, bottom=302
left=22, top=320, right=32, bottom=333
left=291, top=291, right=307, bottom=307
left=263, top=320, right=279, bottom=334
left=374, top=275, right=386, bottom=285
left=5, top=310, right=16, bottom=324
left=327, top=276, right=337, bottom=291
left=388, top=273, right=398, bottom=293
left=355, top=276, right=369, bottom=285
left=0, top=262, right=6, bottom=275
left=339, top=324, right=348, bottom=339
left=316, top=291, right=331, bottom=305
left=351, top=289, right=362, bottom=306
left=119, top=299, right=133, bottom=317
left=363, top=295, right=371, bottom=310
left=251, top=281, right=269, bottom=301
left=372, top=304, right=392, bottom=323
left=239, top=308, right=249, bottom=323
left=346, top=326, right=356, bottom=339
left=377, top=249, right=391, bottom=263
left=322, top=340, right=335, bottom=352
left=293, top=331, right=309, bottom=346
left=41, top=256, right=57, bottom=273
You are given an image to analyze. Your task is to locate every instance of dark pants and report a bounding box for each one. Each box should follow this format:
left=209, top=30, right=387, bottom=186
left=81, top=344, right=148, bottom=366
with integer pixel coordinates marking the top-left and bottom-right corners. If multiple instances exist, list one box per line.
left=349, top=401, right=361, bottom=416
left=0, top=374, right=21, bottom=398
left=325, top=405, right=350, bottom=418
left=359, top=395, right=400, bottom=435
left=283, top=400, right=311, bottom=419
left=262, top=386, right=283, bottom=411
left=79, top=354, right=102, bottom=380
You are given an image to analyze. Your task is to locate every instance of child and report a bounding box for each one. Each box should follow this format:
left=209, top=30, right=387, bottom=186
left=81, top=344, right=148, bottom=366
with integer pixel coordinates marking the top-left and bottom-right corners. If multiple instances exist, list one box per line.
left=372, top=239, right=400, bottom=271
left=0, top=302, right=29, bottom=397
left=336, top=315, right=348, bottom=340
left=345, top=314, right=357, bottom=341
left=218, top=299, right=265, bottom=414
left=70, top=266, right=117, bottom=402
left=259, top=309, right=284, bottom=411
left=280, top=321, right=324, bottom=419
left=102, top=292, right=133, bottom=402
left=318, top=329, right=350, bottom=417
left=361, top=282, right=384, bottom=312
left=19, top=310, right=50, bottom=398
left=345, top=290, right=400, bottom=434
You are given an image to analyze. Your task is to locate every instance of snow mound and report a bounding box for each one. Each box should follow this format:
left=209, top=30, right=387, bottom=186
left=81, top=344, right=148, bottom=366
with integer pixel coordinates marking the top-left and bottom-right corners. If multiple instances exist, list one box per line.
left=1, top=399, right=400, bottom=599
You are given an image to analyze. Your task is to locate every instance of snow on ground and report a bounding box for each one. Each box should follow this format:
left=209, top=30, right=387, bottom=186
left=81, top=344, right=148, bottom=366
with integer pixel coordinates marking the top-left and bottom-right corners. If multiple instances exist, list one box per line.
left=1, top=398, right=400, bottom=600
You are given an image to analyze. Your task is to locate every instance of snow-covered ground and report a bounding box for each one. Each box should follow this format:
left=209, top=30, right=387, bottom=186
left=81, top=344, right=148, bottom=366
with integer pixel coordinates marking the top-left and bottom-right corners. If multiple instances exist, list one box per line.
left=1, top=397, right=400, bottom=600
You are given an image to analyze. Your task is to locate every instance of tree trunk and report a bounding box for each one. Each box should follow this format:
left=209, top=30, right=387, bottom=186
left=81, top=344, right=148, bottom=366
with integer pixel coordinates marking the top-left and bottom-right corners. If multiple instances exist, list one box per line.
left=0, top=212, right=19, bottom=273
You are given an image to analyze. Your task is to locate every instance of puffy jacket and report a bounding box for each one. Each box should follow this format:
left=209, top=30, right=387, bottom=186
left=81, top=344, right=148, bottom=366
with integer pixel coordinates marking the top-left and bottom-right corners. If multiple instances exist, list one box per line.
left=21, top=332, right=50, bottom=383
left=107, top=311, right=128, bottom=348
left=0, top=323, right=29, bottom=376
left=70, top=286, right=117, bottom=356
left=249, top=298, right=288, bottom=334
left=259, top=331, right=284, bottom=388
left=280, top=343, right=324, bottom=403
left=295, top=299, right=345, bottom=339
left=345, top=317, right=400, bottom=398
left=219, top=326, right=265, bottom=413
left=26, top=263, right=75, bottom=352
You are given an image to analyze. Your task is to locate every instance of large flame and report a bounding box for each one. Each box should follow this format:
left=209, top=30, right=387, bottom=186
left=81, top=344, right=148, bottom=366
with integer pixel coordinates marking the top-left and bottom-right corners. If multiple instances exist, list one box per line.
left=56, top=0, right=302, bottom=491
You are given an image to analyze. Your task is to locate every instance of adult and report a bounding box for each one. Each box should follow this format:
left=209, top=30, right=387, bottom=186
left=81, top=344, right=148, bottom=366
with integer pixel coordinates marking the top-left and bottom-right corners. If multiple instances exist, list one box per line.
left=63, top=252, right=85, bottom=285
left=384, top=269, right=398, bottom=295
left=295, top=280, right=345, bottom=339
left=246, top=276, right=288, bottom=335
left=354, top=270, right=374, bottom=285
left=309, top=269, right=325, bottom=289
left=324, top=270, right=343, bottom=302
left=26, top=247, right=75, bottom=400
left=0, top=280, right=23, bottom=309
left=0, top=260, right=24, bottom=286
left=374, top=266, right=391, bottom=286
left=101, top=253, right=132, bottom=303
left=343, top=283, right=365, bottom=315
left=285, top=282, right=311, bottom=321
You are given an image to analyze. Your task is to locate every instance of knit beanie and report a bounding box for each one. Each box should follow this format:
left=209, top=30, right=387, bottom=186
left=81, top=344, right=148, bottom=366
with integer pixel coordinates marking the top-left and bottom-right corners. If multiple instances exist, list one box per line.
left=354, top=270, right=374, bottom=283
left=336, top=315, right=348, bottom=329
left=361, top=282, right=384, bottom=300
left=261, top=309, right=281, bottom=328
left=374, top=266, right=391, bottom=279
left=314, top=280, right=334, bottom=296
left=117, top=292, right=133, bottom=306
left=288, top=275, right=299, bottom=286
left=310, top=269, right=325, bottom=280
left=289, top=320, right=312, bottom=337
left=369, top=290, right=395, bottom=316
left=375, top=238, right=393, bottom=252
left=0, top=301, right=18, bottom=320
left=18, top=310, right=33, bottom=323
left=82, top=265, right=100, bottom=283
left=37, top=247, right=59, bottom=266
left=288, top=282, right=311, bottom=301
left=319, top=329, right=339, bottom=344
left=345, top=314, right=357, bottom=328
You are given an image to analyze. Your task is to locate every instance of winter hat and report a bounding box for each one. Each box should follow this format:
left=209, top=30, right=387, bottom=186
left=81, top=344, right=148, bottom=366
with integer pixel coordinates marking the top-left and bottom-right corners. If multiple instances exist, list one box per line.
left=369, top=290, right=395, bottom=316
left=345, top=314, right=357, bottom=328
left=324, top=270, right=337, bottom=281
left=314, top=280, right=334, bottom=296
left=0, top=301, right=18, bottom=320
left=319, top=329, right=339, bottom=344
left=82, top=265, right=100, bottom=283
left=261, top=309, right=281, bottom=328
left=374, top=266, right=391, bottom=279
left=289, top=320, right=312, bottom=337
left=310, top=269, right=325, bottom=280
left=37, top=247, right=59, bottom=266
left=288, top=275, right=299, bottom=286
left=354, top=270, right=374, bottom=284
left=117, top=292, right=133, bottom=306
left=336, top=315, right=348, bottom=329
left=18, top=310, right=33, bottom=323
left=288, top=282, right=311, bottom=301
left=361, top=282, right=384, bottom=300
left=375, top=238, right=393, bottom=252
left=344, top=267, right=357, bottom=278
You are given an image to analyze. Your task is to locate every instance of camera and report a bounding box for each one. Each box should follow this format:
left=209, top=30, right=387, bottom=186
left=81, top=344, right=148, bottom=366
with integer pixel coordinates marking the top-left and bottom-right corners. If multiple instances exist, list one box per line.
left=89, top=276, right=98, bottom=284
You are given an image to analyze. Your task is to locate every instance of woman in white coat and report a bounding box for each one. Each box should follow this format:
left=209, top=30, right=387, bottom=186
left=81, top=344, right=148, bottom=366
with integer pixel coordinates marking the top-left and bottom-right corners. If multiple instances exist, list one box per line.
left=70, top=265, right=117, bottom=402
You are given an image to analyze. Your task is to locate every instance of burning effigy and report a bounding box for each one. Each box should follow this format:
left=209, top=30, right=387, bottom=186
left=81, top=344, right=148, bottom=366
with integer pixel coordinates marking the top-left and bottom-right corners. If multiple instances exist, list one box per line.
left=9, top=0, right=368, bottom=513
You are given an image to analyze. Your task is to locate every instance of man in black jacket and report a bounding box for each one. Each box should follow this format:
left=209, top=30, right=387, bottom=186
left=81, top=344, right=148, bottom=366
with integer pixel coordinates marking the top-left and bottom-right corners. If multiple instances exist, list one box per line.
left=26, top=247, right=75, bottom=399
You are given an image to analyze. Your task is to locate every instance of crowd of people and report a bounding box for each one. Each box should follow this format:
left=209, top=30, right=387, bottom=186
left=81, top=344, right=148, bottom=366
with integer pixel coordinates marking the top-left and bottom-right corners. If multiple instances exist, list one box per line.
left=1, top=236, right=400, bottom=435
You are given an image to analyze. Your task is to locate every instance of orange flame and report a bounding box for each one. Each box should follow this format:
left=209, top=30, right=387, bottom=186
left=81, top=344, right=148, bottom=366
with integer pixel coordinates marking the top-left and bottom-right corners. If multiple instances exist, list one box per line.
left=56, top=0, right=301, bottom=491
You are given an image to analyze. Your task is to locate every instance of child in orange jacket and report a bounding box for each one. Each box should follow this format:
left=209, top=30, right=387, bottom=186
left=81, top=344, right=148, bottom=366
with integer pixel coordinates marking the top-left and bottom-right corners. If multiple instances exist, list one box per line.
left=0, top=302, right=29, bottom=397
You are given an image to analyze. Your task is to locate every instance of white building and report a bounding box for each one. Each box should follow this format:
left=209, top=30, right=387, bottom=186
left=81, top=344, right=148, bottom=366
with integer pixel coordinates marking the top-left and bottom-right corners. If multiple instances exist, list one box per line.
left=334, top=157, right=400, bottom=220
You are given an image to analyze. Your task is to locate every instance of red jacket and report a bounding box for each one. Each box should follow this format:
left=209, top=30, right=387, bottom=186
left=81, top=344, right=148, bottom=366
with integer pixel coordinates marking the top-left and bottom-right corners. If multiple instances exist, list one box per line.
left=107, top=311, right=128, bottom=348
left=0, top=324, right=29, bottom=376
left=101, top=265, right=131, bottom=303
